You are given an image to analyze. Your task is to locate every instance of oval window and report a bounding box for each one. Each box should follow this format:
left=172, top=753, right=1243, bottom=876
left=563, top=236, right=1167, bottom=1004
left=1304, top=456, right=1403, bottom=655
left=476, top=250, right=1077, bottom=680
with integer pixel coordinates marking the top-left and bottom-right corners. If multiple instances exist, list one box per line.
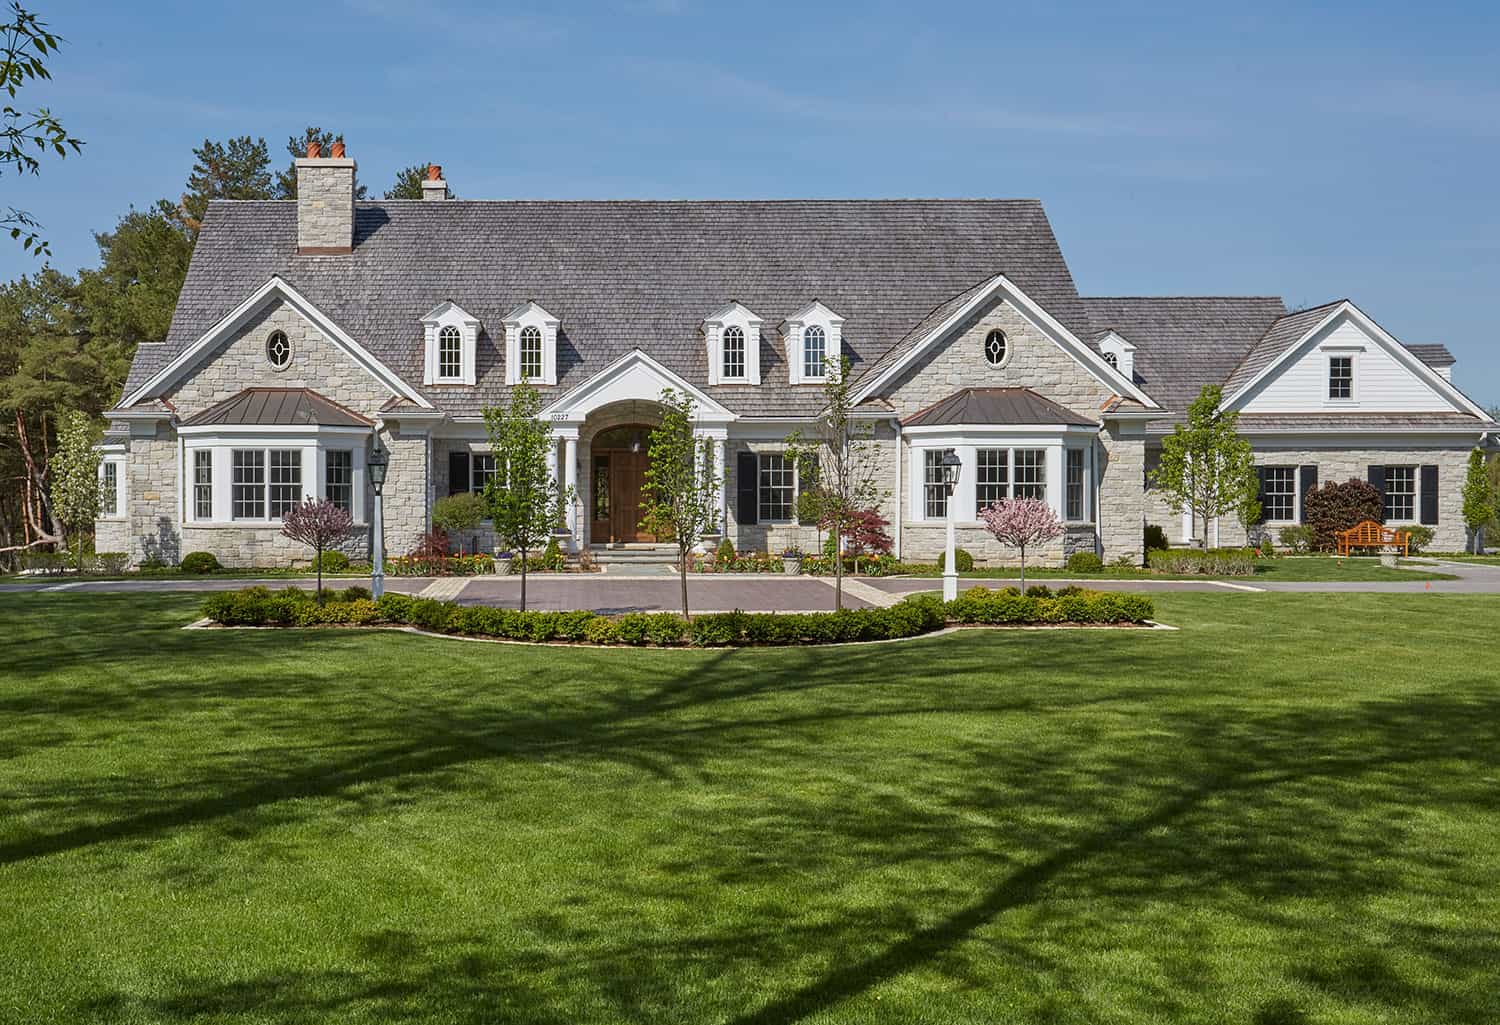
left=983, top=329, right=1007, bottom=367
left=266, top=330, right=292, bottom=369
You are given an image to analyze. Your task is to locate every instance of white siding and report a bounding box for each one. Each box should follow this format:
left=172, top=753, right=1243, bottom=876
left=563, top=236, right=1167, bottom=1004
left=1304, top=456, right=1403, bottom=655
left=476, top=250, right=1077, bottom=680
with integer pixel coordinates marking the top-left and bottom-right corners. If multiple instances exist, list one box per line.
left=1240, top=314, right=1452, bottom=413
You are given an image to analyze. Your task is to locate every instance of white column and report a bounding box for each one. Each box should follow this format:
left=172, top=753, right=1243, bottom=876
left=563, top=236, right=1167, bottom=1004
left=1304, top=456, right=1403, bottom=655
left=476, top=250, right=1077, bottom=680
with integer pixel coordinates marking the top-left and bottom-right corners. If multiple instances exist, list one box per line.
left=563, top=434, right=579, bottom=551
left=714, top=437, right=726, bottom=533
left=1046, top=444, right=1065, bottom=518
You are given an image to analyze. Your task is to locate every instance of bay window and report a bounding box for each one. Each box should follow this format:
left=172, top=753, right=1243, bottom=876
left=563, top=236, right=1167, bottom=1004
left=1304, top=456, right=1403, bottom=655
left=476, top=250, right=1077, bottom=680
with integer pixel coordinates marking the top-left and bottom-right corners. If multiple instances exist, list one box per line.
left=194, top=451, right=213, bottom=519
left=268, top=449, right=302, bottom=517
left=232, top=450, right=266, bottom=519
left=911, top=435, right=1094, bottom=524
left=1013, top=449, right=1046, bottom=501
left=975, top=449, right=1007, bottom=514
left=1065, top=449, right=1085, bottom=521
left=924, top=450, right=949, bottom=519
left=325, top=450, right=353, bottom=512
left=185, top=432, right=367, bottom=524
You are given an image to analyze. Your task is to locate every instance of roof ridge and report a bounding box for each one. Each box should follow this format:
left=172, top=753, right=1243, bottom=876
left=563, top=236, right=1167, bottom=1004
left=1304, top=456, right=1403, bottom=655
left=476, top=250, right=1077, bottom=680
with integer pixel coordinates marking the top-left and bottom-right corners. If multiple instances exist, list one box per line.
left=1082, top=295, right=1286, bottom=302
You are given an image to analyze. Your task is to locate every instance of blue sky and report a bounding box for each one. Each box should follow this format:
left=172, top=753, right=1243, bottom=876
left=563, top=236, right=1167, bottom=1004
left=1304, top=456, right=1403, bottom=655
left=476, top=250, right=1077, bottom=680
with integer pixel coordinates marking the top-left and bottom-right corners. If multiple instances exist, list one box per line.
left=12, top=0, right=1500, bottom=406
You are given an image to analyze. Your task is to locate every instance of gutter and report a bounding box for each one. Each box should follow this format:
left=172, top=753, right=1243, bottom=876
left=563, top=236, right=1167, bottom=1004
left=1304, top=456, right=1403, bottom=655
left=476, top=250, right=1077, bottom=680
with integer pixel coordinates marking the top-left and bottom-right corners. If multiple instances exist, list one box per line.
left=891, top=416, right=903, bottom=560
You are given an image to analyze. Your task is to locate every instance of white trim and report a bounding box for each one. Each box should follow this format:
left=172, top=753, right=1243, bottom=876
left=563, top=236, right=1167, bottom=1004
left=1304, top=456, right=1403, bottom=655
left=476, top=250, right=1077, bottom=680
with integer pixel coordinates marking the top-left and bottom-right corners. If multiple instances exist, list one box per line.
left=703, top=301, right=763, bottom=386
left=421, top=301, right=481, bottom=387
left=182, top=435, right=368, bottom=526
left=852, top=274, right=1157, bottom=408
left=122, top=277, right=430, bottom=409
left=539, top=348, right=736, bottom=424
left=97, top=455, right=126, bottom=520
left=1223, top=300, right=1490, bottom=419
left=784, top=300, right=845, bottom=385
left=502, top=301, right=560, bottom=386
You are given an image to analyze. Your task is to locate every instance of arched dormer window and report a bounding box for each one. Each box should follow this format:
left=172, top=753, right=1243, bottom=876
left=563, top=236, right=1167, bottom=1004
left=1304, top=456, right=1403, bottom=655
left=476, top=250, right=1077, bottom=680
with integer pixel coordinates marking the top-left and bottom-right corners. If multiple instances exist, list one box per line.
left=421, top=301, right=481, bottom=386
left=784, top=300, right=845, bottom=384
left=702, top=302, right=763, bottom=385
left=723, top=326, right=746, bottom=380
left=519, top=326, right=543, bottom=381
left=1102, top=351, right=1118, bottom=369
left=502, top=301, right=560, bottom=386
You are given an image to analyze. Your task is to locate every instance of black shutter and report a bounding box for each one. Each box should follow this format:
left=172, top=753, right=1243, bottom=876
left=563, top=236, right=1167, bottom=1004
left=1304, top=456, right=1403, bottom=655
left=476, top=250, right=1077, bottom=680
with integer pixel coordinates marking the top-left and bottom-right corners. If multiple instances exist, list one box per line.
left=1299, top=465, right=1317, bottom=523
left=1420, top=464, right=1439, bottom=525
left=448, top=451, right=470, bottom=495
left=1367, top=465, right=1386, bottom=494
left=736, top=451, right=758, bottom=525
left=1254, top=467, right=1270, bottom=525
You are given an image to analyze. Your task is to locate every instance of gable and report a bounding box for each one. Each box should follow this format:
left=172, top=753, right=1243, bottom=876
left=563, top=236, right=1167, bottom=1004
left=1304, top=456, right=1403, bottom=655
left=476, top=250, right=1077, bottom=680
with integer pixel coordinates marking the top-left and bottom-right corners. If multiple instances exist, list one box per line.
left=541, top=349, right=735, bottom=424
left=1231, top=304, right=1480, bottom=416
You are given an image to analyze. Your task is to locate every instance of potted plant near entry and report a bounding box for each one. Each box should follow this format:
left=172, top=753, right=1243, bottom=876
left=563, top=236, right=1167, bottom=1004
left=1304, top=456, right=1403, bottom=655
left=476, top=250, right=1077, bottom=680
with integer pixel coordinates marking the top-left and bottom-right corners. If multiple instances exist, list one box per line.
left=495, top=550, right=514, bottom=576
left=781, top=546, right=803, bottom=575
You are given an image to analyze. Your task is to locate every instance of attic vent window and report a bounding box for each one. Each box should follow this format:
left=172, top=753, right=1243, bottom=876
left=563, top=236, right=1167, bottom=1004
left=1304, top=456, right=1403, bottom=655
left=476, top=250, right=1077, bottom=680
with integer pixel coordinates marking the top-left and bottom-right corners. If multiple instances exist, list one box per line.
left=984, top=329, right=1008, bottom=368
left=266, top=330, right=291, bottom=370
left=1102, top=351, right=1118, bottom=369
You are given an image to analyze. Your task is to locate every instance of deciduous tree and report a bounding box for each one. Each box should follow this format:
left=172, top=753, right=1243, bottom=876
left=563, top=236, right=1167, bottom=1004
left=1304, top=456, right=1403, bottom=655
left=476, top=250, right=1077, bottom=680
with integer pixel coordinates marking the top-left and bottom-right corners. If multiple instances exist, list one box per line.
left=1461, top=447, right=1496, bottom=553
left=979, top=497, right=1063, bottom=592
left=483, top=383, right=567, bottom=612
left=1150, top=385, right=1259, bottom=545
left=280, top=498, right=356, bottom=604
left=48, top=408, right=98, bottom=572
left=641, top=388, right=720, bottom=620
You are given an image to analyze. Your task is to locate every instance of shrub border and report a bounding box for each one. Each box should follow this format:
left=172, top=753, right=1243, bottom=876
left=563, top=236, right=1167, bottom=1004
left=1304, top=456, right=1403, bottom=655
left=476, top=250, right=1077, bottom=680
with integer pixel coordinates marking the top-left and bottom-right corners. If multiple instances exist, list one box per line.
left=195, top=585, right=1159, bottom=648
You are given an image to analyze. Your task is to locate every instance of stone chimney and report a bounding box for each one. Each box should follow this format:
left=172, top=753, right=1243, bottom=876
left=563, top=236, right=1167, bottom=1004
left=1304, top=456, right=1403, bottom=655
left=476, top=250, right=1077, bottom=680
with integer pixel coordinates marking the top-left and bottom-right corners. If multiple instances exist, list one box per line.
left=295, top=140, right=357, bottom=254
left=422, top=163, right=449, bottom=201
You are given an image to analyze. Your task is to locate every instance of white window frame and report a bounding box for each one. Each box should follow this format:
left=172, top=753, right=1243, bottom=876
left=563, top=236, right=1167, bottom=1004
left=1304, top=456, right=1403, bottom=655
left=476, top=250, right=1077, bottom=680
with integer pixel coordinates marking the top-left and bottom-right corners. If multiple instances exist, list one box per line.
left=1326, top=351, right=1357, bottom=403
left=785, top=301, right=845, bottom=385
left=1383, top=464, right=1417, bottom=523
left=756, top=451, right=797, bottom=523
left=703, top=302, right=763, bottom=385
left=908, top=428, right=1092, bottom=525
left=180, top=427, right=370, bottom=526
left=421, top=301, right=480, bottom=386
left=1261, top=465, right=1298, bottom=523
left=98, top=454, right=126, bottom=520
left=503, top=301, right=560, bottom=386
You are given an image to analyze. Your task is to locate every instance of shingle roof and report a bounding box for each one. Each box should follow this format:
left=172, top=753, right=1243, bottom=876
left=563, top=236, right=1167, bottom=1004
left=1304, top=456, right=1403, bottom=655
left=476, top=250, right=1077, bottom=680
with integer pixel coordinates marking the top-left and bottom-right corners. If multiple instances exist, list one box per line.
left=128, top=199, right=1087, bottom=419
left=180, top=388, right=372, bottom=428
left=1403, top=343, right=1456, bottom=367
left=1220, top=300, right=1345, bottom=398
left=1234, top=412, right=1491, bottom=432
left=903, top=387, right=1098, bottom=427
left=1080, top=296, right=1288, bottom=416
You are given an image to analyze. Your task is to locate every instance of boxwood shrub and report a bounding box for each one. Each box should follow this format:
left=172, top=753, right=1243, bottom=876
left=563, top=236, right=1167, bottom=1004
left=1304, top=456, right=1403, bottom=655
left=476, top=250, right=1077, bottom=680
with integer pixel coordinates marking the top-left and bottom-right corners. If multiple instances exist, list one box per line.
left=202, top=584, right=1152, bottom=644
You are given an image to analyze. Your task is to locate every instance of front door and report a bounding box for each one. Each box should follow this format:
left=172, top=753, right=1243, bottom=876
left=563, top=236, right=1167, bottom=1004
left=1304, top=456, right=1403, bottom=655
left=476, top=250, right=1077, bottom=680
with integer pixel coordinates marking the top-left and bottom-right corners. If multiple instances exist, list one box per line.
left=589, top=427, right=656, bottom=543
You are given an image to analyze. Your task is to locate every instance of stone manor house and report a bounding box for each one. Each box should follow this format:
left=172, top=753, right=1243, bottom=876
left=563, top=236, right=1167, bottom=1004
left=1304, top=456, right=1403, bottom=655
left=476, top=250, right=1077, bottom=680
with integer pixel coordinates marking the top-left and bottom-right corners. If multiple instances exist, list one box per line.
left=96, top=145, right=1496, bottom=567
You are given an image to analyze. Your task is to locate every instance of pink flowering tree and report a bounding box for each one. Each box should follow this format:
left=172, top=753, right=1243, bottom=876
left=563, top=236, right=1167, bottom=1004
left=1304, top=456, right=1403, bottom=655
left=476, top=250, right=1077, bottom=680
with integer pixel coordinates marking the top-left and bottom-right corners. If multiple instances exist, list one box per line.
left=281, top=498, right=356, bottom=604
left=979, top=497, right=1063, bottom=592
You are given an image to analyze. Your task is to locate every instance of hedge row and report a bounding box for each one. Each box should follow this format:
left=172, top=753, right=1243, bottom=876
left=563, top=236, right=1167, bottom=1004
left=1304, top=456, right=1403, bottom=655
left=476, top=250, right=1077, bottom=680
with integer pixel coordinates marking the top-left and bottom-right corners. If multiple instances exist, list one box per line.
left=201, top=584, right=1154, bottom=645
left=1145, top=547, right=1256, bottom=577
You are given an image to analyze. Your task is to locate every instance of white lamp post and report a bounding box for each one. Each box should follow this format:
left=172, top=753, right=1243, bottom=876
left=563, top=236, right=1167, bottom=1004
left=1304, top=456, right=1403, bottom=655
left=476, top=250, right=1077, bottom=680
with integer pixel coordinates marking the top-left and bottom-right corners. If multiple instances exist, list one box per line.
left=367, top=435, right=389, bottom=599
left=941, top=448, right=961, bottom=602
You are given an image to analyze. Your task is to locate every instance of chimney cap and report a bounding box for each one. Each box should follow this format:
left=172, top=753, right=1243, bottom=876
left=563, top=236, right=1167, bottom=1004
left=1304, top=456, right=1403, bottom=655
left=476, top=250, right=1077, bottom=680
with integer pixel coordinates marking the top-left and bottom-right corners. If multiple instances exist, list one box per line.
left=427, top=164, right=443, bottom=181
left=306, top=141, right=321, bottom=159
left=331, top=139, right=346, bottom=158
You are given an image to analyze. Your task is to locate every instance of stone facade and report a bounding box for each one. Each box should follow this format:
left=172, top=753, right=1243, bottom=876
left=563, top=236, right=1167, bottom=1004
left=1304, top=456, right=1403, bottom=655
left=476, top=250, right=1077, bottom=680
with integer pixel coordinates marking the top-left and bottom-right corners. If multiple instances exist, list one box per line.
left=1143, top=440, right=1474, bottom=551
left=295, top=157, right=356, bottom=253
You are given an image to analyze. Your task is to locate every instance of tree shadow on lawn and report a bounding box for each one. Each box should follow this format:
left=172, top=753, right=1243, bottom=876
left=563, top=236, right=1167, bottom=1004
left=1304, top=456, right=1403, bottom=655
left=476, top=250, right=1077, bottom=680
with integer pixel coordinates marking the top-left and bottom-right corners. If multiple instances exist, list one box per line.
left=6, top=594, right=1500, bottom=1021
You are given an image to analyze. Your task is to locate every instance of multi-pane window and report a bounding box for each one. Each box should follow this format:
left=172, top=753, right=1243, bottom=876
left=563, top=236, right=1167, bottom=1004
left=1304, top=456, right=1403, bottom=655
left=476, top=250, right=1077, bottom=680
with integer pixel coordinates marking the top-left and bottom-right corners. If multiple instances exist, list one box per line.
left=193, top=451, right=213, bottom=519
left=269, top=450, right=302, bottom=518
left=975, top=449, right=1008, bottom=514
left=924, top=449, right=950, bottom=519
left=232, top=450, right=266, bottom=520
left=325, top=450, right=353, bottom=513
left=519, top=325, right=543, bottom=380
left=1013, top=449, right=1046, bottom=501
left=722, top=325, right=746, bottom=379
left=471, top=453, right=498, bottom=493
left=1066, top=449, right=1086, bottom=521
left=802, top=325, right=826, bottom=379
left=437, top=325, right=462, bottom=379
left=758, top=453, right=795, bottom=521
left=1103, top=351, right=1118, bottom=369
left=983, top=329, right=1007, bottom=368
left=1262, top=466, right=1296, bottom=521
left=101, top=462, right=119, bottom=517
left=1384, top=465, right=1416, bottom=520
left=1329, top=356, right=1353, bottom=399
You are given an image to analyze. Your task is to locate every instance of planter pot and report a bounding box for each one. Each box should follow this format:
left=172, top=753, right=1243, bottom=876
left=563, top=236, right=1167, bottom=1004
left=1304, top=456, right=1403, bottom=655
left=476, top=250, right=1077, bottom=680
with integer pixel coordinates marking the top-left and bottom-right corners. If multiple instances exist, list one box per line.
left=782, top=558, right=801, bottom=576
left=495, top=558, right=513, bottom=576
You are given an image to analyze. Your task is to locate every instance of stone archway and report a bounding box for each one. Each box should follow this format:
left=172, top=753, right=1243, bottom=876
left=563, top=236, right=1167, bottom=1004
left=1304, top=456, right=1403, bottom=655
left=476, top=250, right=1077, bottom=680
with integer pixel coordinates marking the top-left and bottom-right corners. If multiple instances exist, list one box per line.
left=579, top=400, right=663, bottom=547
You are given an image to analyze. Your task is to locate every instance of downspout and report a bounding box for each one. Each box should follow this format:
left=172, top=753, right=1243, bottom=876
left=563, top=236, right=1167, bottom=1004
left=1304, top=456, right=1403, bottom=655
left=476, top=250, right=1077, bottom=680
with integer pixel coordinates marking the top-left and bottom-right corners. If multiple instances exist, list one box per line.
left=1092, top=428, right=1104, bottom=559
left=891, top=416, right=903, bottom=561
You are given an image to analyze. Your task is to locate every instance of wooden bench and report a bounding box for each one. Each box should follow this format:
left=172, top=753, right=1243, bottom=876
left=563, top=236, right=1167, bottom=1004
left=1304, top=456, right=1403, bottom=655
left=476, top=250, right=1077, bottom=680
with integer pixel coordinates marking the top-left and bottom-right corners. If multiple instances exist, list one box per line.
left=1335, top=520, right=1408, bottom=557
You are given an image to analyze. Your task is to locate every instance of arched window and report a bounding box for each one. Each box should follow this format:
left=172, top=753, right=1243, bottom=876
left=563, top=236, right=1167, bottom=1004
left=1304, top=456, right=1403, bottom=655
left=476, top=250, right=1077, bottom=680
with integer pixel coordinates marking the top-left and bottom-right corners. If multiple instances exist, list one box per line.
left=266, top=330, right=292, bottom=370
left=803, top=325, right=826, bottom=379
left=520, top=325, right=543, bottom=380
left=437, top=325, right=462, bottom=380
left=722, top=325, right=746, bottom=379
left=1102, top=351, right=1119, bottom=370
left=983, top=329, right=1007, bottom=368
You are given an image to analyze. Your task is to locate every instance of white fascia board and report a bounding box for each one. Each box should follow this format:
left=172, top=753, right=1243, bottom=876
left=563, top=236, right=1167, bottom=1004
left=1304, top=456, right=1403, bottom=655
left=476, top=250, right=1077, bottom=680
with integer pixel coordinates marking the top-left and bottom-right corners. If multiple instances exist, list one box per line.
left=105, top=407, right=173, bottom=421
left=1096, top=329, right=1137, bottom=351
left=502, top=300, right=560, bottom=326
left=122, top=276, right=431, bottom=410
left=421, top=300, right=480, bottom=325
left=704, top=301, right=763, bottom=326
left=538, top=348, right=737, bottom=423
left=1237, top=427, right=1490, bottom=440
left=851, top=275, right=1159, bottom=409
left=784, top=299, right=845, bottom=326
left=904, top=423, right=1099, bottom=441
left=1103, top=410, right=1170, bottom=421
left=1224, top=301, right=1490, bottom=419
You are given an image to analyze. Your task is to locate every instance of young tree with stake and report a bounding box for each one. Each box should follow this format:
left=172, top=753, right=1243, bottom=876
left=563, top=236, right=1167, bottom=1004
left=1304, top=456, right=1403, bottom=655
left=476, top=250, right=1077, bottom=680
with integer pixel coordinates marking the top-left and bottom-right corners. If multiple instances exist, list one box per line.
left=1150, top=385, right=1259, bottom=546
left=979, top=497, right=1063, bottom=592
left=280, top=499, right=356, bottom=604
left=483, top=383, right=569, bottom=612
left=640, top=388, right=720, bottom=621
left=785, top=355, right=887, bottom=610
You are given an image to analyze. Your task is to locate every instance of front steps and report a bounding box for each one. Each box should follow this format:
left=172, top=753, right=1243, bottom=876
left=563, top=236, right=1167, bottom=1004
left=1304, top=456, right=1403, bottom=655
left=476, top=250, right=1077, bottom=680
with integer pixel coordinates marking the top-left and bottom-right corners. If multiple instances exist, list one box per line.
left=589, top=544, right=679, bottom=570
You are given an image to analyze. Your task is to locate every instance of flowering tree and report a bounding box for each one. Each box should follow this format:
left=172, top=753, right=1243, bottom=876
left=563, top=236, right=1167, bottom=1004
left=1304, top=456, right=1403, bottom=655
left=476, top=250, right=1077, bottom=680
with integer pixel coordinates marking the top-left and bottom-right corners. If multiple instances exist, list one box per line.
left=49, top=409, right=100, bottom=574
left=979, top=497, right=1063, bottom=592
left=820, top=506, right=892, bottom=574
left=280, top=498, right=355, bottom=604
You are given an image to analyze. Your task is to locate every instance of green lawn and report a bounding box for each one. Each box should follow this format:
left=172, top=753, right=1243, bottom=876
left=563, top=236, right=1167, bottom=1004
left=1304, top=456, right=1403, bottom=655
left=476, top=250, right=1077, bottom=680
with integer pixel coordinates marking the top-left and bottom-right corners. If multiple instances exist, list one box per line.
left=914, top=557, right=1457, bottom=583
left=2, top=592, right=1496, bottom=1024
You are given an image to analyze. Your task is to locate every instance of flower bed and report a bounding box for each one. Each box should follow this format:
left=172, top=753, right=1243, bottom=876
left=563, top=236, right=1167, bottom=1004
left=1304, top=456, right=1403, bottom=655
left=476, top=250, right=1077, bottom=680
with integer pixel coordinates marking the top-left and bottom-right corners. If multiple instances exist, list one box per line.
left=385, top=553, right=495, bottom=576
left=200, top=584, right=1156, bottom=646
left=1145, top=547, right=1256, bottom=577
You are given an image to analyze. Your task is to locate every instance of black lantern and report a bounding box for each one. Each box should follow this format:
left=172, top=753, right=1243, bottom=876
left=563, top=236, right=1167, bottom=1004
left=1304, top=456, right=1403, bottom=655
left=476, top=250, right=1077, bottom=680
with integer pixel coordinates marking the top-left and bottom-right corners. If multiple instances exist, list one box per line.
left=940, top=449, right=961, bottom=494
left=368, top=436, right=389, bottom=496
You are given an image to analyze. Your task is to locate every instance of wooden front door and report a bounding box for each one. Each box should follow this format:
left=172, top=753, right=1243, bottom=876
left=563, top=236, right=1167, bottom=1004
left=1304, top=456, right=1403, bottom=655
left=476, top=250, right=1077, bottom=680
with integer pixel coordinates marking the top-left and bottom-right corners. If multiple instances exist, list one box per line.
left=590, top=439, right=655, bottom=543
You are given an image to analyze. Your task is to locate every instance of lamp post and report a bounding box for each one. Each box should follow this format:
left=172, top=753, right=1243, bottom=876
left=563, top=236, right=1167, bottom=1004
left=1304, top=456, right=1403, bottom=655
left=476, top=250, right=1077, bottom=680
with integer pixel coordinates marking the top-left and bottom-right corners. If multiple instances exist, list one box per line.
left=941, top=448, right=962, bottom=602
left=367, top=435, right=389, bottom=599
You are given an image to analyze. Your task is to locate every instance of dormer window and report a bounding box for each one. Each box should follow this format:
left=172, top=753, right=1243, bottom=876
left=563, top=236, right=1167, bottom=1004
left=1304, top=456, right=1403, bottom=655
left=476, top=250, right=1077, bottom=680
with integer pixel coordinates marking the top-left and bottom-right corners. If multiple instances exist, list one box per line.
left=785, top=301, right=845, bottom=385
left=520, top=326, right=544, bottom=381
left=703, top=302, right=762, bottom=385
left=503, top=301, right=560, bottom=386
left=1102, top=351, right=1118, bottom=369
left=421, top=301, right=480, bottom=386
left=1096, top=330, right=1136, bottom=383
